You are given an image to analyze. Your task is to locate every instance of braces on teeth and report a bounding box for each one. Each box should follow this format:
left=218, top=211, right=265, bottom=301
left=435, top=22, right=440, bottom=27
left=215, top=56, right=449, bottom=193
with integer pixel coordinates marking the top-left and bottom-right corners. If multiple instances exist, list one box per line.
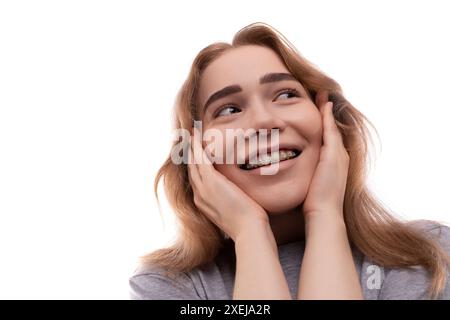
left=244, top=150, right=298, bottom=170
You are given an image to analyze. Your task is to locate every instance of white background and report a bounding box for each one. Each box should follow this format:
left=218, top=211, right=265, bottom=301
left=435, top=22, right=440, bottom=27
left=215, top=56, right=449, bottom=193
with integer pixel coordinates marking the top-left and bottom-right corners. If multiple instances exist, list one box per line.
left=0, top=0, right=449, bottom=299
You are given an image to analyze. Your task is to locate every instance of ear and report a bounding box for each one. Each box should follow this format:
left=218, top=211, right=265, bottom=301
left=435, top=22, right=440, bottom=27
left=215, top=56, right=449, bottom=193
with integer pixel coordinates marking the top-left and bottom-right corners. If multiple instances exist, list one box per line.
left=315, top=90, right=329, bottom=108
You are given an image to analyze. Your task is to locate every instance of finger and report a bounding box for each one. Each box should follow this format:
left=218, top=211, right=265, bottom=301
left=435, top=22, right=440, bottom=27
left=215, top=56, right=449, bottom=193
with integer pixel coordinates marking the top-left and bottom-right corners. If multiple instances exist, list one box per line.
left=187, top=139, right=202, bottom=185
left=190, top=132, right=204, bottom=179
left=315, top=90, right=329, bottom=109
left=192, top=128, right=214, bottom=179
left=322, top=101, right=345, bottom=148
left=194, top=128, right=213, bottom=165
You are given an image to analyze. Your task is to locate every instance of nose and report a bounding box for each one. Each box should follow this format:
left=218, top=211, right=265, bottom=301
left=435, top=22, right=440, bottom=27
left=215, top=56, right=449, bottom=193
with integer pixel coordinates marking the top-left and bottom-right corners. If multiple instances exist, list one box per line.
left=246, top=99, right=286, bottom=136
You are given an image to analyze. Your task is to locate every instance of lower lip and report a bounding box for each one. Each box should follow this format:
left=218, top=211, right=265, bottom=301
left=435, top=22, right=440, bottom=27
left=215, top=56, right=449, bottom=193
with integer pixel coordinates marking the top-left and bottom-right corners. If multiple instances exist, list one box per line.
left=240, top=153, right=301, bottom=175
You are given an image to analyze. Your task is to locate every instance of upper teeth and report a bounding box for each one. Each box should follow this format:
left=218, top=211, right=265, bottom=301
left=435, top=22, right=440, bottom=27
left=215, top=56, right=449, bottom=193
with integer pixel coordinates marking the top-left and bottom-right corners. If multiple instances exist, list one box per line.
left=243, top=150, right=298, bottom=170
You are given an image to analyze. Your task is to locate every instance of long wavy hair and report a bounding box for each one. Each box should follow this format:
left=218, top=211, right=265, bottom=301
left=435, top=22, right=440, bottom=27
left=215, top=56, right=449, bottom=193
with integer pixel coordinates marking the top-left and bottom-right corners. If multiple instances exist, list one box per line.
left=143, top=22, right=450, bottom=299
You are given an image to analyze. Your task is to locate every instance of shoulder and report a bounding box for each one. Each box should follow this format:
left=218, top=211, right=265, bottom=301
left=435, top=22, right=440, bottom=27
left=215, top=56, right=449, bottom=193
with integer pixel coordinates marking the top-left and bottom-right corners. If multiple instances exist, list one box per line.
left=407, top=218, right=450, bottom=233
left=129, top=242, right=235, bottom=300
left=407, top=219, right=450, bottom=249
left=378, top=219, right=450, bottom=299
left=129, top=263, right=203, bottom=300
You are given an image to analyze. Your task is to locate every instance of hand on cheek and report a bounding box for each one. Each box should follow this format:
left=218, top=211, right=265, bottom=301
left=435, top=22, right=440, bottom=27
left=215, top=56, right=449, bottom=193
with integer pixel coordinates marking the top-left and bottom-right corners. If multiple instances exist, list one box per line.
left=302, top=93, right=350, bottom=222
left=187, top=128, right=269, bottom=242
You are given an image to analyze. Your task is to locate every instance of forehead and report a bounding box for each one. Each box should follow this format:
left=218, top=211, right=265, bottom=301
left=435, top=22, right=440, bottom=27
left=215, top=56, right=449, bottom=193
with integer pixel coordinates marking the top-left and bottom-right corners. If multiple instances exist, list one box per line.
left=198, top=45, right=290, bottom=104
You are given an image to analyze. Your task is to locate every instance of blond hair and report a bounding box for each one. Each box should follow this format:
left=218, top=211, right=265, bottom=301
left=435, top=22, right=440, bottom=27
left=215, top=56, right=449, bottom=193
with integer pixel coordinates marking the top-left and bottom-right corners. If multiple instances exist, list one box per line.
left=143, top=22, right=450, bottom=299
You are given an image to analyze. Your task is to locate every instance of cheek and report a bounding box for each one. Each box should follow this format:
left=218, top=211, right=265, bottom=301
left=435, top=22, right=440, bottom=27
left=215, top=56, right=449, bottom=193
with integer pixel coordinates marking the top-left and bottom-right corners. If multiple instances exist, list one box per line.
left=201, top=127, right=227, bottom=164
left=202, top=126, right=244, bottom=165
left=213, top=164, right=240, bottom=185
left=285, top=104, right=323, bottom=145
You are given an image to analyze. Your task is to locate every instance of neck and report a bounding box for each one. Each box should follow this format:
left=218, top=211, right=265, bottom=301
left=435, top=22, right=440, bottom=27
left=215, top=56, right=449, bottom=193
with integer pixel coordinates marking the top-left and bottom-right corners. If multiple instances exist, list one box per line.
left=268, top=205, right=305, bottom=246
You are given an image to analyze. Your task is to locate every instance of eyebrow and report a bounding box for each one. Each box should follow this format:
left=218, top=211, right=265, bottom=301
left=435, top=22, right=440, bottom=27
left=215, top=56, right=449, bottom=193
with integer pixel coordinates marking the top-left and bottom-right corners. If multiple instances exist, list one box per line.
left=202, top=72, right=298, bottom=114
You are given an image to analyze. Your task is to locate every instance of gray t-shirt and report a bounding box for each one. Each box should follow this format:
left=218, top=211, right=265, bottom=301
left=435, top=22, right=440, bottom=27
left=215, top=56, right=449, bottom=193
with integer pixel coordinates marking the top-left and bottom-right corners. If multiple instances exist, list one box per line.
left=129, top=220, right=450, bottom=299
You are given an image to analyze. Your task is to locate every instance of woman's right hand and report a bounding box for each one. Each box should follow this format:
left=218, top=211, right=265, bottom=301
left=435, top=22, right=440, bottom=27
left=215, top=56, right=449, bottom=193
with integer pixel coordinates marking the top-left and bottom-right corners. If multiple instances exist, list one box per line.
left=187, top=129, right=291, bottom=299
left=187, top=128, right=269, bottom=242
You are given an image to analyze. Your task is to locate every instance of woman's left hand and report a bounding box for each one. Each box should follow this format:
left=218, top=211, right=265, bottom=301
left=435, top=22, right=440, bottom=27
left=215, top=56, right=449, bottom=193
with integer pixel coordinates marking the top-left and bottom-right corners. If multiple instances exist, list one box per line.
left=302, top=92, right=350, bottom=221
left=297, top=93, right=363, bottom=300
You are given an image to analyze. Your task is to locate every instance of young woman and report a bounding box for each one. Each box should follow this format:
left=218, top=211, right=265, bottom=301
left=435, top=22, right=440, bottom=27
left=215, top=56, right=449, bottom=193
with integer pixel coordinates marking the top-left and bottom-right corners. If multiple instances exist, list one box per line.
left=129, top=22, right=450, bottom=300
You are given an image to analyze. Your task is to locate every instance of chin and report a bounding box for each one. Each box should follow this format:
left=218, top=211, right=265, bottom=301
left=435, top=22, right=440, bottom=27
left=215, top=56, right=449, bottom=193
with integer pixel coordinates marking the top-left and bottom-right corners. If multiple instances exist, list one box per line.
left=249, top=185, right=307, bottom=214
left=215, top=160, right=314, bottom=215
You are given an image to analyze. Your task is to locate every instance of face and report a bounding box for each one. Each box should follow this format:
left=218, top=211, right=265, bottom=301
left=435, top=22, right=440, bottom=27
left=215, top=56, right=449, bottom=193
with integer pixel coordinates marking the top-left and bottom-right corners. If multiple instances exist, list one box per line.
left=197, top=45, right=323, bottom=214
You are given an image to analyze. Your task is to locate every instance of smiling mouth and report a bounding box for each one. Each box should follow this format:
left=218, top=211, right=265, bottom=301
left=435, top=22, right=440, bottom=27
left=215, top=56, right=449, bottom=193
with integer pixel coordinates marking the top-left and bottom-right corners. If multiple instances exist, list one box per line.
left=239, top=149, right=301, bottom=170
